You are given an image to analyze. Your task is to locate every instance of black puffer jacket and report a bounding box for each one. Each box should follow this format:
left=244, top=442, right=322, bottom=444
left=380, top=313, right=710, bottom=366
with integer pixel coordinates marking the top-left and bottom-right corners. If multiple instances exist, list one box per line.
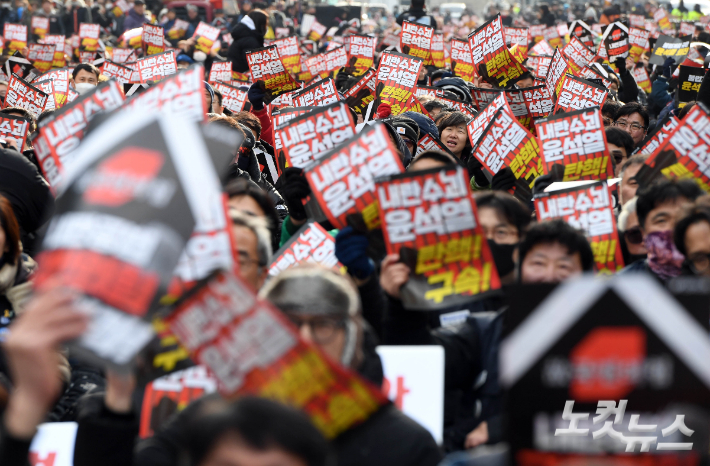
left=228, top=22, right=263, bottom=73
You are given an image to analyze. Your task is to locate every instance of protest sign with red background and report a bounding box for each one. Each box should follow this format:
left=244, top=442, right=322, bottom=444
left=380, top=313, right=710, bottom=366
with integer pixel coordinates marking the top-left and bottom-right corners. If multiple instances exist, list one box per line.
left=375, top=51, right=422, bottom=116
left=553, top=75, right=608, bottom=114
left=467, top=93, right=510, bottom=148
left=529, top=39, right=554, bottom=56
left=4, top=73, right=48, bottom=119
left=304, top=122, right=404, bottom=230
left=137, top=50, right=177, bottom=83
left=468, top=15, right=524, bottom=87
left=40, top=34, right=67, bottom=67
left=343, top=69, right=376, bottom=115
left=568, top=20, right=595, bottom=48
left=561, top=36, right=595, bottom=74
left=0, top=113, right=29, bottom=149
left=292, top=78, right=339, bottom=107
left=31, top=16, right=49, bottom=38
left=307, top=19, right=327, bottom=42
left=4, top=24, right=27, bottom=53
left=601, top=22, right=629, bottom=63
left=521, top=84, right=554, bottom=120
left=546, top=48, right=574, bottom=99
left=273, top=36, right=301, bottom=74
left=208, top=61, right=231, bottom=83
left=544, top=25, right=562, bottom=48
left=504, top=27, right=529, bottom=53
left=431, top=33, right=445, bottom=68
left=167, top=19, right=188, bottom=41
left=79, top=23, right=100, bottom=51
left=527, top=55, right=552, bottom=78
left=416, top=133, right=453, bottom=156
left=376, top=165, right=501, bottom=310
left=142, top=23, right=165, bottom=56
left=36, top=67, right=70, bottom=107
left=400, top=20, right=433, bottom=63
left=28, top=43, right=54, bottom=72
left=35, top=79, right=56, bottom=111
left=653, top=8, right=674, bottom=35
left=346, top=34, right=376, bottom=76
left=535, top=181, right=624, bottom=273
left=247, top=45, right=300, bottom=103
left=192, top=22, right=220, bottom=53
left=628, top=27, right=650, bottom=63
left=635, top=115, right=679, bottom=157
left=535, top=107, right=613, bottom=182
left=102, top=60, right=135, bottom=83
left=213, top=81, right=248, bottom=113
left=268, top=222, right=341, bottom=277
left=450, top=39, right=476, bottom=82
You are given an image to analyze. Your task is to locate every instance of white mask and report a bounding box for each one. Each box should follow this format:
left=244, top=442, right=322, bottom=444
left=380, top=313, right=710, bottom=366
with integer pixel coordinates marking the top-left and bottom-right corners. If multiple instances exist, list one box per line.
left=75, top=82, right=96, bottom=94
left=193, top=51, right=207, bottom=62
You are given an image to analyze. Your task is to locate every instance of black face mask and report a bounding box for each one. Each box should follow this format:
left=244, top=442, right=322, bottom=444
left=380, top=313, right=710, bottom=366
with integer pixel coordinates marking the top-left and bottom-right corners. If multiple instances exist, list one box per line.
left=488, top=239, right=517, bottom=278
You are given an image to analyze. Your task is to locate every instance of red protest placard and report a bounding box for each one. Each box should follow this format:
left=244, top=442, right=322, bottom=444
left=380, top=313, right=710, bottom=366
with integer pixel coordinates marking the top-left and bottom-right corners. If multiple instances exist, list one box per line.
left=561, top=36, right=595, bottom=73
left=546, top=48, right=574, bottom=99
left=34, top=79, right=56, bottom=111
left=125, top=65, right=205, bottom=122
left=628, top=28, right=650, bottom=63
left=268, top=221, right=341, bottom=277
left=111, top=47, right=135, bottom=64
left=450, top=39, right=476, bottom=82
left=633, top=66, right=652, bottom=94
left=4, top=74, right=48, bottom=119
left=467, top=93, right=510, bottom=147
left=526, top=55, right=552, bottom=79
left=431, top=33, right=445, bottom=68
left=346, top=34, right=376, bottom=76
left=529, top=24, right=545, bottom=42
left=292, top=78, right=338, bottom=107
left=246, top=45, right=300, bottom=104
left=167, top=19, right=189, bottom=41
left=636, top=103, right=710, bottom=193
left=544, top=25, right=562, bottom=48
left=521, top=84, right=554, bottom=119
left=167, top=270, right=386, bottom=439
left=304, top=122, right=404, bottom=230
left=343, top=69, right=375, bottom=115
left=212, top=81, right=247, bottom=113
left=36, top=67, right=70, bottom=107
left=471, top=107, right=542, bottom=201
left=535, top=181, right=624, bottom=273
left=580, top=65, right=612, bottom=88
left=416, top=133, right=454, bottom=157
left=535, top=107, right=613, bottom=182
left=192, top=22, right=220, bottom=53
left=40, top=34, right=67, bottom=67
left=142, top=23, right=165, bottom=56
left=307, top=19, right=326, bottom=42
left=529, top=39, right=554, bottom=56
left=4, top=24, right=27, bottom=53
left=653, top=8, right=674, bottom=35
left=568, top=20, right=596, bottom=48
left=468, top=15, right=524, bottom=87
left=101, top=60, right=135, bottom=83
left=635, top=115, right=678, bottom=157
left=376, top=165, right=501, bottom=310
left=28, top=43, right=54, bottom=72
left=208, top=61, right=231, bottom=83
left=323, top=45, right=347, bottom=77
left=0, top=113, right=29, bottom=149
left=273, top=36, right=300, bottom=75
left=31, top=16, right=49, bottom=38
left=33, top=80, right=125, bottom=188
left=553, top=75, right=608, bottom=114
left=137, top=50, right=177, bottom=83
left=401, top=20, right=434, bottom=63
left=505, top=27, right=530, bottom=54
left=79, top=23, right=100, bottom=51
left=375, top=50, right=422, bottom=116
left=272, top=107, right=314, bottom=173
left=629, top=14, right=645, bottom=28
left=679, top=21, right=695, bottom=37
left=274, top=101, right=355, bottom=170
left=601, top=22, right=630, bottom=63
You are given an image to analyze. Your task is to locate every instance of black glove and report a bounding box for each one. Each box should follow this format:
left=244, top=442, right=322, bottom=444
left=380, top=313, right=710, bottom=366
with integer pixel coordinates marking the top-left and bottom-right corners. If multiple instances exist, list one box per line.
left=614, top=57, right=628, bottom=76
left=466, top=156, right=490, bottom=189
left=248, top=81, right=266, bottom=111
left=491, top=167, right=516, bottom=191
left=662, top=57, right=675, bottom=79
left=274, top=167, right=310, bottom=221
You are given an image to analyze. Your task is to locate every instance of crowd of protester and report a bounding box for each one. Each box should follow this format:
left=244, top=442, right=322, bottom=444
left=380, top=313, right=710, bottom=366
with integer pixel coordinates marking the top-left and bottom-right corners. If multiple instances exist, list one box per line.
left=0, top=0, right=706, bottom=465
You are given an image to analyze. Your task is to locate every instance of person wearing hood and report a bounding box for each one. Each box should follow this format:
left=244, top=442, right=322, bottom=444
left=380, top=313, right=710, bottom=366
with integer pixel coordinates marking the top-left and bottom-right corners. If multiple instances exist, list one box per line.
left=70, top=63, right=99, bottom=95
left=122, top=0, right=147, bottom=32
left=395, top=0, right=438, bottom=28
left=229, top=9, right=268, bottom=73
left=621, top=178, right=704, bottom=280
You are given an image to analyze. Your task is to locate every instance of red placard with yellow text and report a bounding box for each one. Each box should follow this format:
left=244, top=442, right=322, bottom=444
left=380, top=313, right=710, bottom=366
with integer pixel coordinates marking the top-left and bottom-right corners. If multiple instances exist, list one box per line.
left=450, top=39, right=476, bottom=82
left=246, top=45, right=300, bottom=104
left=400, top=20, right=433, bottom=64
left=468, top=15, right=524, bottom=87
left=142, top=23, right=165, bottom=56
left=375, top=50, right=422, bottom=116
left=346, top=34, right=376, bottom=76
left=273, top=36, right=301, bottom=74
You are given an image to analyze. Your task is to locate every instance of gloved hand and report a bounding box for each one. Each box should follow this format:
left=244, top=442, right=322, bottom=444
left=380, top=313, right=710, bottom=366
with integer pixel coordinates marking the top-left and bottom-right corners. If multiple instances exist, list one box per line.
left=466, top=156, right=490, bottom=189
left=274, top=167, right=310, bottom=221
left=614, top=57, right=628, bottom=76
left=335, top=226, right=375, bottom=280
left=662, top=57, right=675, bottom=79
left=491, top=167, right=516, bottom=191
left=248, top=82, right=266, bottom=111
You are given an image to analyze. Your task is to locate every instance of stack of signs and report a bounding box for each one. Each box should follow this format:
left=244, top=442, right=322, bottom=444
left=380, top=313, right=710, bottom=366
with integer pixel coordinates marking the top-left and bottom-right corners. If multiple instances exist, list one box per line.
left=125, top=65, right=206, bottom=123
left=167, top=19, right=189, bottom=41
left=601, top=22, right=629, bottom=63
left=568, top=20, right=595, bottom=48
left=102, top=61, right=135, bottom=83
left=193, top=22, right=220, bottom=53
left=274, top=101, right=355, bottom=170
left=535, top=107, right=613, bottom=182
left=142, top=24, right=165, bottom=56
left=208, top=61, right=231, bottom=83
left=212, top=82, right=248, bottom=113
left=79, top=23, right=100, bottom=51
left=36, top=67, right=70, bottom=107
left=471, top=105, right=543, bottom=201
left=40, top=34, right=67, bottom=68
left=677, top=66, right=706, bottom=108
left=521, top=85, right=554, bottom=120
left=561, top=36, right=595, bottom=74
left=268, top=221, right=341, bottom=277
left=375, top=165, right=501, bottom=310
left=501, top=275, right=710, bottom=465
left=167, top=270, right=387, bottom=438
left=346, top=34, right=376, bottom=76
left=28, top=44, right=54, bottom=72
left=31, top=16, right=49, bottom=39
left=649, top=35, right=690, bottom=65
left=292, top=78, right=339, bottom=107
left=0, top=113, right=29, bottom=149
left=4, top=74, right=48, bottom=119
left=634, top=115, right=678, bottom=157
left=546, top=49, right=574, bottom=100
left=504, top=27, right=530, bottom=56
left=4, top=24, right=27, bottom=53
left=273, top=36, right=300, bottom=75
left=247, top=45, right=300, bottom=103
left=535, top=181, right=624, bottom=272
left=633, top=66, right=652, bottom=94
left=375, top=51, right=423, bottom=116
left=304, top=122, right=405, bottom=230
left=628, top=27, right=651, bottom=63
left=33, top=81, right=125, bottom=188
left=468, top=16, right=525, bottom=87
left=554, top=75, right=608, bottom=114
left=343, top=69, right=376, bottom=115
left=450, top=39, right=476, bottom=82
left=137, top=51, right=177, bottom=83
left=637, top=103, right=710, bottom=192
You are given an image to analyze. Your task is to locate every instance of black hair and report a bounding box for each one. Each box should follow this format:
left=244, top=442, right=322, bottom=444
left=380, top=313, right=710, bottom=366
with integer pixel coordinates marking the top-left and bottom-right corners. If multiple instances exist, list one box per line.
left=37, top=109, right=55, bottom=127
left=614, top=102, right=649, bottom=129
left=248, top=9, right=269, bottom=37
left=212, top=86, right=223, bottom=107
left=678, top=102, right=695, bottom=119
left=605, top=127, right=634, bottom=157
left=476, top=191, right=532, bottom=236
left=72, top=63, right=100, bottom=80
left=224, top=177, right=281, bottom=250
left=186, top=396, right=330, bottom=466
left=0, top=107, right=36, bottom=132
left=435, top=111, right=471, bottom=151
left=674, top=201, right=710, bottom=257
left=423, top=99, right=447, bottom=113
left=601, top=100, right=621, bottom=121
left=409, top=149, right=457, bottom=170
left=518, top=219, right=594, bottom=271
left=636, top=178, right=705, bottom=230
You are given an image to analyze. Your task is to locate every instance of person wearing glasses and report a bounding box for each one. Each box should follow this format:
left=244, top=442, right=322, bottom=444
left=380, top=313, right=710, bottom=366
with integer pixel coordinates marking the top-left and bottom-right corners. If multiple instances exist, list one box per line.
left=618, top=197, right=647, bottom=266
left=674, top=200, right=710, bottom=277
left=605, top=127, right=635, bottom=175
left=612, top=102, right=650, bottom=148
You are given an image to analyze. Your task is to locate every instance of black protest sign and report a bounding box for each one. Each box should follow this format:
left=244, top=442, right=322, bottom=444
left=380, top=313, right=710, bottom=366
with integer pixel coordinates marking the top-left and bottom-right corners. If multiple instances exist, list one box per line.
left=677, top=66, right=706, bottom=106
left=649, top=35, right=691, bottom=66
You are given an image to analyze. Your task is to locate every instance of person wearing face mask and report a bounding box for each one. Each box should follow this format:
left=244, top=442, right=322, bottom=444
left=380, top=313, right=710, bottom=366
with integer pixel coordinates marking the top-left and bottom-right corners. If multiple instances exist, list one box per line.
left=617, top=197, right=647, bottom=266
left=70, top=63, right=99, bottom=95
left=621, top=178, right=704, bottom=279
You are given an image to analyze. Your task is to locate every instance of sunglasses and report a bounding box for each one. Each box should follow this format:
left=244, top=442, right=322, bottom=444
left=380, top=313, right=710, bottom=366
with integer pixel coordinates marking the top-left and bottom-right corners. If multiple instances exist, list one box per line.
left=624, top=227, right=643, bottom=245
